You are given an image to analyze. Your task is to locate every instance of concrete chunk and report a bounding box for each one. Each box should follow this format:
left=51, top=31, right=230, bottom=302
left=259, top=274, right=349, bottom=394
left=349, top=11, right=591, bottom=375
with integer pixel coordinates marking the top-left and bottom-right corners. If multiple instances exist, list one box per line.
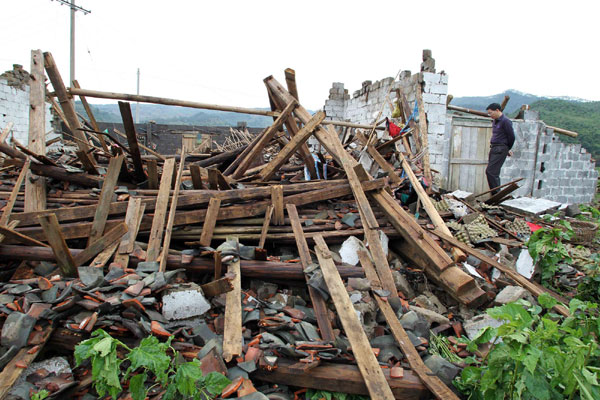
left=162, top=283, right=210, bottom=321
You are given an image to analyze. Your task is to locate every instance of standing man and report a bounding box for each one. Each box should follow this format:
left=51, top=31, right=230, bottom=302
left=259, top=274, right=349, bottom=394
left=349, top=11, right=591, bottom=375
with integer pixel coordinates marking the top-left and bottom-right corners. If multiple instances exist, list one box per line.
left=485, top=103, right=515, bottom=194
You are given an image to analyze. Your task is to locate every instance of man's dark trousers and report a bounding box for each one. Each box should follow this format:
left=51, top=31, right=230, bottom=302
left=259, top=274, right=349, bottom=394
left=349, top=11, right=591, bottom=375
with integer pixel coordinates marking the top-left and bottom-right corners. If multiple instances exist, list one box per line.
left=486, top=144, right=509, bottom=194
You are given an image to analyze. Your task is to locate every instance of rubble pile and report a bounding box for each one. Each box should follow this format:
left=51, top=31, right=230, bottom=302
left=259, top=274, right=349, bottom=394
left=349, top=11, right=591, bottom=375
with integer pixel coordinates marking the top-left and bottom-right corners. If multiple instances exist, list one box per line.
left=0, top=50, right=598, bottom=400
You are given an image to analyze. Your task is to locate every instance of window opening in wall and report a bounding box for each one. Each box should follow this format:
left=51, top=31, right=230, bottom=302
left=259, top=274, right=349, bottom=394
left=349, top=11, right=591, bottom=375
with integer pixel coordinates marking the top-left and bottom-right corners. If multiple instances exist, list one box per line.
left=543, top=144, right=547, bottom=154
left=538, top=180, right=543, bottom=190
left=540, top=162, right=545, bottom=173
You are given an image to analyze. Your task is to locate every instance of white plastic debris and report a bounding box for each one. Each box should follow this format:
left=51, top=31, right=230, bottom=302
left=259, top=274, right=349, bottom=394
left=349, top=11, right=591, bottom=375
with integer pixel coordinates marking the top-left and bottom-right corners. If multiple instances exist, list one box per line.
left=516, top=249, right=535, bottom=279
left=445, top=198, right=468, bottom=218
left=448, top=190, right=472, bottom=199
left=462, top=262, right=483, bottom=279
left=339, top=236, right=367, bottom=266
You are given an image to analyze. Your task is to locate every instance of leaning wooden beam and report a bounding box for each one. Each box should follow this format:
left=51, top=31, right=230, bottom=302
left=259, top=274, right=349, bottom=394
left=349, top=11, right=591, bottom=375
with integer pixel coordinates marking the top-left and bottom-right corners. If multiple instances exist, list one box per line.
left=0, top=122, right=14, bottom=144
left=223, top=237, right=242, bottom=362
left=313, top=235, right=395, bottom=400
left=25, top=49, right=47, bottom=212
left=146, top=158, right=176, bottom=262
left=429, top=229, right=570, bottom=317
left=257, top=206, right=273, bottom=249
left=358, top=250, right=460, bottom=400
left=38, top=214, right=77, bottom=276
left=43, top=52, right=97, bottom=172
left=0, top=159, right=30, bottom=226
left=287, top=204, right=335, bottom=342
left=118, top=198, right=146, bottom=255
left=366, top=145, right=404, bottom=186
left=72, top=80, right=110, bottom=152
left=87, top=154, right=124, bottom=246
left=113, top=128, right=166, bottom=161
left=284, top=68, right=299, bottom=101
left=198, top=197, right=221, bottom=247
left=159, top=152, right=186, bottom=272
left=231, top=100, right=296, bottom=179
left=414, top=82, right=432, bottom=185
left=252, top=358, right=427, bottom=399
left=118, top=102, right=147, bottom=181
left=258, top=110, right=325, bottom=181
left=398, top=152, right=466, bottom=262
left=73, top=222, right=128, bottom=267
left=0, top=225, right=48, bottom=247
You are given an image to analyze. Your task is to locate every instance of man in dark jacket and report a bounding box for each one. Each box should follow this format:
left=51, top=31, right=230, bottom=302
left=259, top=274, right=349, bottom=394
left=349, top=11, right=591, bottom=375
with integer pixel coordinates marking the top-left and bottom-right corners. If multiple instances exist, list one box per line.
left=485, top=103, right=515, bottom=194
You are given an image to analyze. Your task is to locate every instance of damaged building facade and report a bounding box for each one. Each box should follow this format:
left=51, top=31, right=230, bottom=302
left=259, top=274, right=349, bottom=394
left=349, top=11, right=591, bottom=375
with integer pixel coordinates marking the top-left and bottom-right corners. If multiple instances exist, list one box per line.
left=323, top=66, right=598, bottom=204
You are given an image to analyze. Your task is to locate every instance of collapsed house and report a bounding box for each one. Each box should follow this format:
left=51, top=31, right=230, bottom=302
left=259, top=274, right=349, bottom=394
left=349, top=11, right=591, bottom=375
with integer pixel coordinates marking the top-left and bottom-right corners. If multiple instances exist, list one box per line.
left=0, top=49, right=598, bottom=400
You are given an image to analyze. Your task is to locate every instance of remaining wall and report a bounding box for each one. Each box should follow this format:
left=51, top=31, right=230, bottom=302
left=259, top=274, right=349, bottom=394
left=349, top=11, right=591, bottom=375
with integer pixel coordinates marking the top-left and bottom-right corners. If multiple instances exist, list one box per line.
left=323, top=72, right=598, bottom=204
left=0, top=65, right=56, bottom=146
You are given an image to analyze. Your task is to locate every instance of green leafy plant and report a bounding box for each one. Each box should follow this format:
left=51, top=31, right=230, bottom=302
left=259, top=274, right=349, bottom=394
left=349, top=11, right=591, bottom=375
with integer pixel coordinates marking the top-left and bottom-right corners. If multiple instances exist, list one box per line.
left=454, top=295, right=600, bottom=399
left=577, top=254, right=600, bottom=302
left=31, top=390, right=49, bottom=400
left=75, top=330, right=230, bottom=400
left=306, top=389, right=368, bottom=400
left=527, top=221, right=573, bottom=286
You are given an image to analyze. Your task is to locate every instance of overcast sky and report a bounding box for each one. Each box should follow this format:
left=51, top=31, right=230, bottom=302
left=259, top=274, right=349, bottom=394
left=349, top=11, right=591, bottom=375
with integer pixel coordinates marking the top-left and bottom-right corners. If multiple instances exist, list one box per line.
left=2, top=0, right=599, bottom=110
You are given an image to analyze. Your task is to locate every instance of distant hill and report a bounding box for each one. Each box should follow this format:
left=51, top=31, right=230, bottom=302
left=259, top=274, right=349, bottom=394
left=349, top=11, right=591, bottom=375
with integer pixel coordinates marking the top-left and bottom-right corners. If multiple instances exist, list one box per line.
left=75, top=102, right=274, bottom=128
left=452, top=89, right=551, bottom=114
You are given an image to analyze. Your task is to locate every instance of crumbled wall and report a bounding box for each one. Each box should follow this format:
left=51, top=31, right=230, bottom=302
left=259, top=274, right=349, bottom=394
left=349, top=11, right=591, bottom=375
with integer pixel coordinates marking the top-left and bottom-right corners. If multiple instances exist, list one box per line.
left=0, top=65, right=56, bottom=146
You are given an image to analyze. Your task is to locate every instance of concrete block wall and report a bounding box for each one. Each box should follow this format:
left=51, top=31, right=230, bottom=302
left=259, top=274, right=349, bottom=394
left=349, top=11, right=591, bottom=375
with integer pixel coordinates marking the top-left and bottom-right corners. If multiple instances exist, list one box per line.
left=0, top=77, right=56, bottom=146
left=323, top=70, right=449, bottom=174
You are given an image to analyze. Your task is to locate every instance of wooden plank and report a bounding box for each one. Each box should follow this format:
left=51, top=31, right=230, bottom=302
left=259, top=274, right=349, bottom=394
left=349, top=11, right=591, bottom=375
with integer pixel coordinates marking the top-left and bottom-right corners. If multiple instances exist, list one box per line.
left=207, top=168, right=219, bottom=190
left=287, top=204, right=335, bottom=342
left=199, top=197, right=221, bottom=247
left=398, top=152, right=466, bottom=262
left=118, top=197, right=146, bottom=254
left=147, top=160, right=159, bottom=189
left=113, top=128, right=166, bottom=161
left=0, top=220, right=19, bottom=243
left=257, top=110, right=325, bottom=181
left=43, top=52, right=96, bottom=172
left=223, top=236, right=242, bottom=362
left=159, top=151, right=186, bottom=272
left=0, top=326, right=53, bottom=400
left=87, top=154, right=124, bottom=246
left=38, top=214, right=76, bottom=276
left=118, top=101, right=146, bottom=181
left=271, top=185, right=284, bottom=225
left=73, top=223, right=128, bottom=267
left=366, top=145, right=404, bottom=186
left=313, top=235, right=395, bottom=400
left=231, top=100, right=296, bottom=179
left=414, top=82, right=432, bottom=186
left=429, top=229, right=570, bottom=317
left=0, top=122, right=14, bottom=144
left=358, top=250, right=460, bottom=400
left=0, top=159, right=30, bottom=226
left=252, top=358, right=427, bottom=400
left=146, top=158, right=176, bottom=262
left=72, top=80, right=109, bottom=152
left=258, top=205, right=273, bottom=249
left=284, top=68, right=299, bottom=101
left=0, top=225, right=48, bottom=247
left=25, top=49, right=47, bottom=212
left=189, top=164, right=203, bottom=189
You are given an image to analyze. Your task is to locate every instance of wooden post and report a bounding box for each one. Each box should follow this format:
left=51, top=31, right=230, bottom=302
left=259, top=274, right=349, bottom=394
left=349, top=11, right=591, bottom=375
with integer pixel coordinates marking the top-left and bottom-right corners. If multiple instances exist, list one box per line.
left=38, top=214, right=77, bottom=277
left=284, top=68, right=299, bottom=101
left=159, top=151, right=186, bottom=272
left=146, top=158, right=176, bottom=262
left=199, top=197, right=221, bottom=247
left=147, top=159, right=159, bottom=189
left=223, top=237, right=242, bottom=362
left=118, top=101, right=147, bottom=181
left=313, top=235, right=395, bottom=400
left=25, top=50, right=47, bottom=212
left=189, top=164, right=203, bottom=189
left=271, top=185, right=284, bottom=225
left=415, top=81, right=432, bottom=186
left=258, top=206, right=273, bottom=249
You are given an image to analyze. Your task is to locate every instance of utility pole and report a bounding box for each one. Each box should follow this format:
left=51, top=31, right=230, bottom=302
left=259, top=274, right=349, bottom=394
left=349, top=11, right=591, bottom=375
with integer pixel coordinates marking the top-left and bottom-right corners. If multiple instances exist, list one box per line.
left=50, top=0, right=91, bottom=85
left=136, top=68, right=140, bottom=123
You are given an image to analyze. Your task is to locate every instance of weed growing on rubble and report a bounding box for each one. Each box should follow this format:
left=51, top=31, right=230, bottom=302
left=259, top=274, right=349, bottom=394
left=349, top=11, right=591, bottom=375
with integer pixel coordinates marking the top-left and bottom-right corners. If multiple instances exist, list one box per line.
left=306, top=389, right=368, bottom=400
left=454, top=294, right=600, bottom=400
left=74, top=329, right=231, bottom=400
left=527, top=220, right=573, bottom=287
left=30, top=390, right=49, bottom=400
left=577, top=254, right=600, bottom=302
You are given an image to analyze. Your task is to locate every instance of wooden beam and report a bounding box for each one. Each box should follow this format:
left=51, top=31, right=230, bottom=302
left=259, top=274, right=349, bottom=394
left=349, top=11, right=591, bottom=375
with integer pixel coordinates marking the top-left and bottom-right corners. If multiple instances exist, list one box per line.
left=87, top=154, right=124, bottom=246
left=73, top=223, right=128, bottom=267
left=0, top=122, right=14, bottom=144
left=257, top=110, right=325, bottom=181
left=118, top=102, right=146, bottom=181
left=0, top=159, right=30, bottom=226
left=189, top=164, right=203, bottom=189
left=38, top=214, right=76, bottom=277
left=366, top=145, right=404, bottom=186
left=43, top=52, right=97, bottom=172
left=258, top=206, right=273, bottom=249
left=25, top=49, right=47, bottom=212
left=147, top=159, right=159, bottom=189
left=358, top=250, right=461, bottom=400
left=313, top=235, right=395, bottom=400
left=223, top=237, right=242, bottom=362
left=118, top=197, right=146, bottom=255
left=159, top=151, right=186, bottom=272
left=284, top=68, right=299, bottom=101
left=231, top=100, right=296, bottom=179
left=113, top=128, right=166, bottom=161
left=398, top=152, right=466, bottom=262
left=72, top=80, right=110, bottom=152
left=414, top=82, right=432, bottom=186
left=199, top=197, right=221, bottom=247
left=0, top=225, right=48, bottom=247
left=146, top=158, right=176, bottom=262
left=287, top=204, right=335, bottom=342
left=270, top=185, right=284, bottom=225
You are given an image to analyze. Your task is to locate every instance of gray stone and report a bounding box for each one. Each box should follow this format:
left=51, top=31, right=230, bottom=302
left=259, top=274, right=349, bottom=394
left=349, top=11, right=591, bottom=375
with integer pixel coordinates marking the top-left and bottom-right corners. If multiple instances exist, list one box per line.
left=196, top=337, right=223, bottom=360
left=423, top=354, right=462, bottom=386
left=495, top=286, right=533, bottom=305
left=392, top=270, right=415, bottom=298
left=348, top=278, right=371, bottom=291
left=409, top=305, right=450, bottom=325
left=136, top=261, right=159, bottom=273
left=78, top=266, right=104, bottom=287
left=227, top=366, right=249, bottom=380
left=1, top=312, right=36, bottom=349
left=371, top=335, right=397, bottom=347
left=400, top=310, right=431, bottom=339
left=377, top=344, right=403, bottom=363
left=162, top=283, right=210, bottom=320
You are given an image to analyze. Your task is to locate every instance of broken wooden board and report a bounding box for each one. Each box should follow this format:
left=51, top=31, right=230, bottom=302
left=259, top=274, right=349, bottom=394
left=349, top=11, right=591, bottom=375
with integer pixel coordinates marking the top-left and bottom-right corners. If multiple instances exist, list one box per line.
left=38, top=214, right=76, bottom=277
left=258, top=205, right=273, bottom=249
left=146, top=158, right=176, bottom=262
left=199, top=197, right=221, bottom=247
left=0, top=159, right=30, bottom=226
left=223, top=237, right=242, bottom=362
left=314, top=235, right=395, bottom=400
left=73, top=223, right=128, bottom=267
left=160, top=152, right=186, bottom=272
left=118, top=101, right=147, bottom=181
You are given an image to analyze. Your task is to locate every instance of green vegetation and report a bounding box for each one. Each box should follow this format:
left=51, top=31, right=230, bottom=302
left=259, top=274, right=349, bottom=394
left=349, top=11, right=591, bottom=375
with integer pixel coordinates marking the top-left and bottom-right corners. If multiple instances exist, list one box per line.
left=527, top=99, right=600, bottom=163
left=526, top=220, right=573, bottom=288
left=454, top=295, right=600, bottom=400
left=74, top=330, right=230, bottom=400
left=306, top=390, right=368, bottom=400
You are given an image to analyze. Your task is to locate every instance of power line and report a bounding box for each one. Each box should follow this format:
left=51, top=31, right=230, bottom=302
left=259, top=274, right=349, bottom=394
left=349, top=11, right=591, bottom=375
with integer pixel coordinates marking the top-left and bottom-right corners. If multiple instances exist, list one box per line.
left=50, top=0, right=91, bottom=14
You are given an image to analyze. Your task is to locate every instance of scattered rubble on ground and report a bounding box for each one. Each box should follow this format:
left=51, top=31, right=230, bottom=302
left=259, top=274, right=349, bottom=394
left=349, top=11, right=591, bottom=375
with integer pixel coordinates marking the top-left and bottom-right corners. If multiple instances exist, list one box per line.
left=0, top=50, right=598, bottom=400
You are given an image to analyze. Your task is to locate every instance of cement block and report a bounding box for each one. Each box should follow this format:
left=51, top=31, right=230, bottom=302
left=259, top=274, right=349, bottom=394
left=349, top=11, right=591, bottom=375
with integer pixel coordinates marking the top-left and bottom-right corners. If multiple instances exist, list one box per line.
left=162, top=283, right=211, bottom=320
